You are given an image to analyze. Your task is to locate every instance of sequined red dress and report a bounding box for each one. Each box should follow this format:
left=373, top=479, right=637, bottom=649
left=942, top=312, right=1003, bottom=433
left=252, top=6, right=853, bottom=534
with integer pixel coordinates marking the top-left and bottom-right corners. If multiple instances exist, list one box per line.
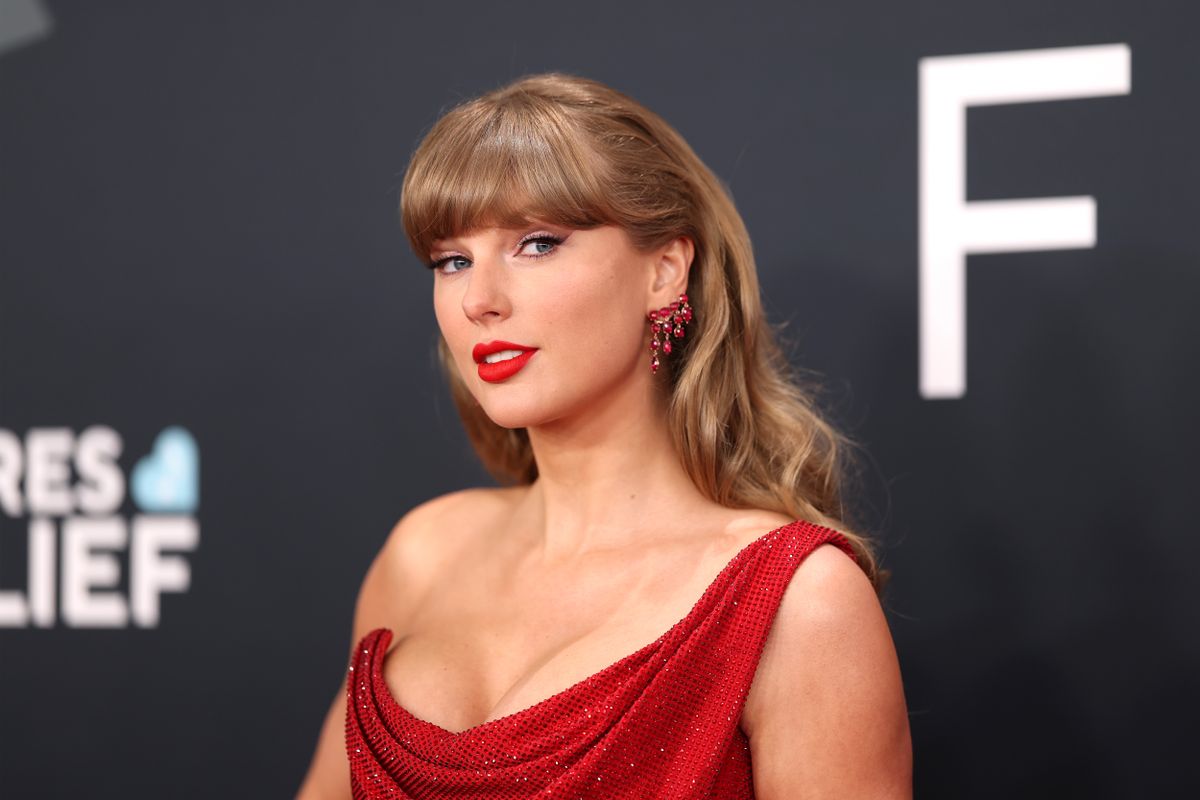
left=345, top=519, right=854, bottom=799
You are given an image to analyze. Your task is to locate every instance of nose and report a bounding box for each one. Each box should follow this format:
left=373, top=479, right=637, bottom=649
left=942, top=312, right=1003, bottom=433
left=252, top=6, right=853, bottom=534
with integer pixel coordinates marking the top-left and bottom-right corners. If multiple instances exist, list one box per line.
left=460, top=256, right=511, bottom=323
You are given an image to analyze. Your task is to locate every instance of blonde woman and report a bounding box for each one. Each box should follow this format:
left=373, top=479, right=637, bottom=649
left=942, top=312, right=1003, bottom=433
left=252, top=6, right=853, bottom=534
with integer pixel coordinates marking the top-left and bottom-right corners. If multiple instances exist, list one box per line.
left=298, top=73, right=911, bottom=799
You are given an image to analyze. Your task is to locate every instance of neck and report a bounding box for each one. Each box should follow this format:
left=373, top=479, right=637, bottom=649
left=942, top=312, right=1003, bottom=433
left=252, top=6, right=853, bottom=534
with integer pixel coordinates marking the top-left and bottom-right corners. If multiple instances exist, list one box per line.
left=518, top=376, right=707, bottom=559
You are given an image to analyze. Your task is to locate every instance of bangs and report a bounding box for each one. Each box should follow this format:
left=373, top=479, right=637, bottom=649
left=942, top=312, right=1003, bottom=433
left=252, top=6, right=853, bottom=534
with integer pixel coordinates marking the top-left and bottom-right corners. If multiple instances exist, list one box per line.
left=400, top=96, right=617, bottom=261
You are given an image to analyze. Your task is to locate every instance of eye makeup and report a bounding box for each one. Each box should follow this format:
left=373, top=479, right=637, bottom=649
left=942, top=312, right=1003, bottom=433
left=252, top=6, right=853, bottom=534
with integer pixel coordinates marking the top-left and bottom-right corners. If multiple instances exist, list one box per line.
left=426, top=229, right=568, bottom=272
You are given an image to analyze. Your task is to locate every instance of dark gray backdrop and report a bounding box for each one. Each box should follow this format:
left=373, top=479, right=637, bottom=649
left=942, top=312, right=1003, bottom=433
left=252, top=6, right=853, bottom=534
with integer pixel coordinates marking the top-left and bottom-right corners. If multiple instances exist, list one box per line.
left=1, top=1, right=1197, bottom=797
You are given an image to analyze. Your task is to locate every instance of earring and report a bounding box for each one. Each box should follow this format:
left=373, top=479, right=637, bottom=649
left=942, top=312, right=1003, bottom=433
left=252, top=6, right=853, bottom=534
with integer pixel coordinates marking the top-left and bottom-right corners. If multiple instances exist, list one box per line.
left=648, top=293, right=693, bottom=373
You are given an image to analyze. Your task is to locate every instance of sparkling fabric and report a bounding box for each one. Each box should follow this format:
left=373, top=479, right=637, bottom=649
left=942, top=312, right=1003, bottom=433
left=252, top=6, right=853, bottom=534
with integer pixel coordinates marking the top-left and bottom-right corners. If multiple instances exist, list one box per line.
left=345, top=520, right=854, bottom=799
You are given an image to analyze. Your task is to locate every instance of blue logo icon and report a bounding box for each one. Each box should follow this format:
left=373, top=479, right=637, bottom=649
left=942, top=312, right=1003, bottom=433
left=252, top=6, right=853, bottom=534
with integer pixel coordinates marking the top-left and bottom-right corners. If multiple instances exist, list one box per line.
left=131, top=426, right=199, bottom=513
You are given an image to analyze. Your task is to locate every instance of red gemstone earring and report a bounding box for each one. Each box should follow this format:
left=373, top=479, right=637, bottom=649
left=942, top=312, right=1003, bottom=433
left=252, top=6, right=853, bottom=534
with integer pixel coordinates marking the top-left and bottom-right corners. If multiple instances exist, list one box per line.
left=647, top=293, right=693, bottom=373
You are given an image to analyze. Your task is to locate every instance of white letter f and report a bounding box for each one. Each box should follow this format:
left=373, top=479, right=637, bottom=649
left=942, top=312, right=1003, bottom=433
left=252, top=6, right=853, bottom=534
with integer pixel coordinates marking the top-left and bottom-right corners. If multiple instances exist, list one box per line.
left=918, top=43, right=1131, bottom=399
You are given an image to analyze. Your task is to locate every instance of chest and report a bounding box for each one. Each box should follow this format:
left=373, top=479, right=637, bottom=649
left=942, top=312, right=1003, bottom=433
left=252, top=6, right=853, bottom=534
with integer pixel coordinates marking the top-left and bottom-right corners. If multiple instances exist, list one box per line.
left=380, top=545, right=727, bottom=733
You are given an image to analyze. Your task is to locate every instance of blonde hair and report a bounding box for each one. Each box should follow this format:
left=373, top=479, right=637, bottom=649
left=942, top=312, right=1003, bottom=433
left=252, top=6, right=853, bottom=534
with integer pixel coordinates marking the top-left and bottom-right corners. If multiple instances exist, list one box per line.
left=400, top=73, right=880, bottom=586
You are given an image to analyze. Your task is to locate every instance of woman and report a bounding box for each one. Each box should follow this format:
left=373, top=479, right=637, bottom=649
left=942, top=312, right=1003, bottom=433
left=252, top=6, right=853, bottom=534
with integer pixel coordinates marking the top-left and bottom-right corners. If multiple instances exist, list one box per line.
left=298, top=72, right=911, bottom=799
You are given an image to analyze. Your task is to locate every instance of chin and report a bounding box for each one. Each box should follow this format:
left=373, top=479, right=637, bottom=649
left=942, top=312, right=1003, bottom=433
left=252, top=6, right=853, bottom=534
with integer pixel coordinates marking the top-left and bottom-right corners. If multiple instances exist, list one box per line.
left=463, top=382, right=551, bottom=429
left=462, top=360, right=637, bottom=431
left=474, top=380, right=604, bottom=431
left=477, top=401, right=556, bottom=431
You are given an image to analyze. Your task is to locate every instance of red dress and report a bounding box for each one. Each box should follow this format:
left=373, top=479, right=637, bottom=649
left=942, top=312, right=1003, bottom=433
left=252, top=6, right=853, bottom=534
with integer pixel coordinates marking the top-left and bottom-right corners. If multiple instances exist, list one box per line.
left=345, top=519, right=855, bottom=799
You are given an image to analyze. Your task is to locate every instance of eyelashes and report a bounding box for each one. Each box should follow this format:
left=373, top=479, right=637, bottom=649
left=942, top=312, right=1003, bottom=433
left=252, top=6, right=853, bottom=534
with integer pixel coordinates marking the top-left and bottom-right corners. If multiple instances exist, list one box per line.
left=427, top=232, right=565, bottom=274
left=428, top=254, right=470, bottom=273
left=519, top=233, right=564, bottom=258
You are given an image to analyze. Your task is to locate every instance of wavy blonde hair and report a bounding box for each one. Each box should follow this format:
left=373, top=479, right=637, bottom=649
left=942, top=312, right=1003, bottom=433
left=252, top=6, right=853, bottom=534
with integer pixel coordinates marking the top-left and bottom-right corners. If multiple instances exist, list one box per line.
left=399, top=73, right=879, bottom=586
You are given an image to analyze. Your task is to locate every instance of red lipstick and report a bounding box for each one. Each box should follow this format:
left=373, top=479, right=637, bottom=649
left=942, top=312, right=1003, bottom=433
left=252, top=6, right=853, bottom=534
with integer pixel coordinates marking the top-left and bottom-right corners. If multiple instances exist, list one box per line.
left=472, top=340, right=538, bottom=383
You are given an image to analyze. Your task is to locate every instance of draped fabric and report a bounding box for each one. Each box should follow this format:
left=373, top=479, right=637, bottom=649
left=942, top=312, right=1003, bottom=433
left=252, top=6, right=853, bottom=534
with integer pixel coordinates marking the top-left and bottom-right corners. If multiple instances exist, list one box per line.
left=345, top=520, right=854, bottom=799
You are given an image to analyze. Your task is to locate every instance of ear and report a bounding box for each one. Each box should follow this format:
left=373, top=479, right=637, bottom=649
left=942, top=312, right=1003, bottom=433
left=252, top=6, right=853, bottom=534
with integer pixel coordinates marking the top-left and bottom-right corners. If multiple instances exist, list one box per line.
left=648, top=235, right=694, bottom=307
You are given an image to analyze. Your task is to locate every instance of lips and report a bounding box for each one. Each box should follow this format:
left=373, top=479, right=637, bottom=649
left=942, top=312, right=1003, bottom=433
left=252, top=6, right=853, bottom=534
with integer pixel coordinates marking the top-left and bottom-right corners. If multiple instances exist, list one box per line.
left=472, top=340, right=538, bottom=383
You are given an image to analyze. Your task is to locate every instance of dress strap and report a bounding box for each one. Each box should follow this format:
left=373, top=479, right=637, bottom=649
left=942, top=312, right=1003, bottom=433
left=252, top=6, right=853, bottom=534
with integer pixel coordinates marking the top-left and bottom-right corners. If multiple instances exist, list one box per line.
left=648, top=519, right=857, bottom=712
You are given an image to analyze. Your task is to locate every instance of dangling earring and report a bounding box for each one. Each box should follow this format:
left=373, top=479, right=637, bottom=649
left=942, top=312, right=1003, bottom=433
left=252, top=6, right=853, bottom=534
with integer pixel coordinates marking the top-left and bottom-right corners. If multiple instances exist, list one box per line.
left=648, top=293, right=693, bottom=373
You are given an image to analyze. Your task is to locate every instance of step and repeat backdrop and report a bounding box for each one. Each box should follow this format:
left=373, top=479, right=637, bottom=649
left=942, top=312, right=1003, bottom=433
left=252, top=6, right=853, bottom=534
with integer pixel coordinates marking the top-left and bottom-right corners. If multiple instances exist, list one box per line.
left=1, top=1, right=1196, bottom=797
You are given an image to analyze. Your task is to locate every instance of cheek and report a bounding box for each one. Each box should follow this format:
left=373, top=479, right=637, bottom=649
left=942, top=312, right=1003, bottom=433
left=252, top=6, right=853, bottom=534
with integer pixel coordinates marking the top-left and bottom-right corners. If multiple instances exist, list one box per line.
left=546, top=275, right=646, bottom=371
left=432, top=292, right=456, bottom=341
left=433, top=290, right=475, bottom=376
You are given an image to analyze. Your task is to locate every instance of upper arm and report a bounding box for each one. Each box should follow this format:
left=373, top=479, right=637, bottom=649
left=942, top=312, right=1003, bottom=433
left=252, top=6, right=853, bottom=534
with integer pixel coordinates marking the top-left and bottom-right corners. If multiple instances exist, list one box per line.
left=295, top=498, right=451, bottom=800
left=742, top=544, right=912, bottom=800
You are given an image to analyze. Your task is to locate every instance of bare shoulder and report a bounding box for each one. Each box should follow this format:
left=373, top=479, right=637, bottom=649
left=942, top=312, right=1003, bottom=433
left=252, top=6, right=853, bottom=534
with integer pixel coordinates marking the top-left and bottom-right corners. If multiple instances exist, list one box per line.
left=746, top=544, right=883, bottom=693
left=303, top=488, right=523, bottom=800
left=742, top=543, right=912, bottom=798
left=710, top=508, right=795, bottom=553
left=300, top=488, right=526, bottom=800
left=350, top=486, right=526, bottom=642
left=381, top=487, right=522, bottom=567
left=774, top=542, right=877, bottom=628
left=724, top=509, right=795, bottom=538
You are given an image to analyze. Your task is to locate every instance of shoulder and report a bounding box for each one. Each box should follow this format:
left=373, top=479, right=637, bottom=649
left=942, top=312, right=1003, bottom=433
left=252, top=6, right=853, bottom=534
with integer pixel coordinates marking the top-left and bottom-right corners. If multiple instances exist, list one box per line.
left=400, top=484, right=526, bottom=531
left=746, top=541, right=880, bottom=689
left=741, top=538, right=912, bottom=797
left=771, top=539, right=875, bottom=631
left=350, top=486, right=526, bottom=642
left=707, top=508, right=795, bottom=555
left=382, top=486, right=523, bottom=564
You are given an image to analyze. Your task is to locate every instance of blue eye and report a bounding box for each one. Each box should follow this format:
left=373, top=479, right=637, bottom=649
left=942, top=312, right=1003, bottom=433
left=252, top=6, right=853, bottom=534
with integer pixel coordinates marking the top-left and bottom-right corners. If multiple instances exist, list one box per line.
left=428, top=233, right=562, bottom=273
left=519, top=234, right=563, bottom=257
left=430, top=255, right=471, bottom=274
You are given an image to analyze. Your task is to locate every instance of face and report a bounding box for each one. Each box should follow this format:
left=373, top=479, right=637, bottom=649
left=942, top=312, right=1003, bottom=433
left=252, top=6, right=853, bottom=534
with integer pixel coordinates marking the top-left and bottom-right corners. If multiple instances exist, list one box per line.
left=428, top=221, right=672, bottom=430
